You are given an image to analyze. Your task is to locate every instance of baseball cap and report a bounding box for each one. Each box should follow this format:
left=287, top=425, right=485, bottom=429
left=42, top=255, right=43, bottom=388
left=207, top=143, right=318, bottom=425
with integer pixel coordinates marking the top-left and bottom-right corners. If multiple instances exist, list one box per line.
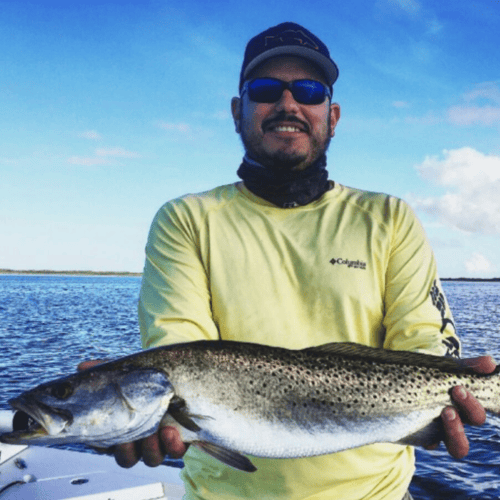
left=239, top=22, right=339, bottom=91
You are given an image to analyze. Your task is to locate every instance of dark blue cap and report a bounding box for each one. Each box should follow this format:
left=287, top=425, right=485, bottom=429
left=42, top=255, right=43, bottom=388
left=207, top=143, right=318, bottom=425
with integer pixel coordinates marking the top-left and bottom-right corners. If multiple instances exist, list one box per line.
left=239, top=22, right=339, bottom=90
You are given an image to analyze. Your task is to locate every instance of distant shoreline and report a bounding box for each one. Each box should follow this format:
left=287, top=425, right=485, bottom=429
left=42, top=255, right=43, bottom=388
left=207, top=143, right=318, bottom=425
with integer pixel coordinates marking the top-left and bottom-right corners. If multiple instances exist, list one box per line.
left=440, top=277, right=500, bottom=282
left=1, top=269, right=499, bottom=281
left=0, top=269, right=142, bottom=277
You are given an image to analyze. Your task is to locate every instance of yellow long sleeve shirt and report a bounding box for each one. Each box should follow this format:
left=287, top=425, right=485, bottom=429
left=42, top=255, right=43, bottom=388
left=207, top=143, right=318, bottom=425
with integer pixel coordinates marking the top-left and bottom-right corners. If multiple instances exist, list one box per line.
left=138, top=181, right=459, bottom=500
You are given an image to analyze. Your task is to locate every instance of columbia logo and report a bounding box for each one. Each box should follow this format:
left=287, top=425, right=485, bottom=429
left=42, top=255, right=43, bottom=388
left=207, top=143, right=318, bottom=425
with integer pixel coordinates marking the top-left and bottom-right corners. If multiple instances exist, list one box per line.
left=329, top=258, right=367, bottom=270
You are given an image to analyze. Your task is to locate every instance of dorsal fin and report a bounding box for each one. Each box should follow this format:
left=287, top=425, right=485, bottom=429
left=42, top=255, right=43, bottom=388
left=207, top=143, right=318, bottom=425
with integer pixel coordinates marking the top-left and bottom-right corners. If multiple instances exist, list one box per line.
left=302, top=342, right=486, bottom=375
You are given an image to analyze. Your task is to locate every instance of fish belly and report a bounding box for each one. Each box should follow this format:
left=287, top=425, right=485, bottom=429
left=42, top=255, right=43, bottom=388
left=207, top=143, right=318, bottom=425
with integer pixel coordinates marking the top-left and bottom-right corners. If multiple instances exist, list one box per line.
left=181, top=400, right=444, bottom=458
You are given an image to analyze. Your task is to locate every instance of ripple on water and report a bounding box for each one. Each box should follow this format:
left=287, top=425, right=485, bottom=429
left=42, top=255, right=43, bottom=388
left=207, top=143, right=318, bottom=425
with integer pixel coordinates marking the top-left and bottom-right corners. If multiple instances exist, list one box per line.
left=1, top=277, right=500, bottom=498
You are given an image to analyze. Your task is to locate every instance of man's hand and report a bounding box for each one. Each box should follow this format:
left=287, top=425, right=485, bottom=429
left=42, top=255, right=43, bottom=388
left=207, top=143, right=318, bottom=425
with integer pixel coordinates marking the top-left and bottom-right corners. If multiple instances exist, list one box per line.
left=425, top=355, right=497, bottom=459
left=112, top=425, right=187, bottom=468
left=78, top=360, right=188, bottom=468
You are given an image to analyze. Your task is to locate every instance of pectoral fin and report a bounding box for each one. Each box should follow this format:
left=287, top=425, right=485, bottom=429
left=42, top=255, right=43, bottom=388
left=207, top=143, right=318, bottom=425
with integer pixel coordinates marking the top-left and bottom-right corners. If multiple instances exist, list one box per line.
left=168, top=396, right=202, bottom=432
left=193, top=441, right=257, bottom=472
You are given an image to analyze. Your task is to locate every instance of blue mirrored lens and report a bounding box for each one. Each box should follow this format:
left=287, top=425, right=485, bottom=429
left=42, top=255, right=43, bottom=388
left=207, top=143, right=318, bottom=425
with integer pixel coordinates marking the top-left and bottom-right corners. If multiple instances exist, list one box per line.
left=245, top=79, right=330, bottom=105
left=293, top=80, right=327, bottom=104
left=248, top=79, right=284, bottom=103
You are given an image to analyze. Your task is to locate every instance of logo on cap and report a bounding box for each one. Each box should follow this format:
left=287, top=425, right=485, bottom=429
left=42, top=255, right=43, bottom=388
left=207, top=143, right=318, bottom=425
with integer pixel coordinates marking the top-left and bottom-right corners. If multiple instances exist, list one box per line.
left=264, top=29, right=320, bottom=51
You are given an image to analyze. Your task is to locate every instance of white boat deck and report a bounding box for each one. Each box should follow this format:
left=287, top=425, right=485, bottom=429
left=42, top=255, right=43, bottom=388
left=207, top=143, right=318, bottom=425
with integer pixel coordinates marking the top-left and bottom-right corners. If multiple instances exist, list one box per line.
left=0, top=411, right=185, bottom=500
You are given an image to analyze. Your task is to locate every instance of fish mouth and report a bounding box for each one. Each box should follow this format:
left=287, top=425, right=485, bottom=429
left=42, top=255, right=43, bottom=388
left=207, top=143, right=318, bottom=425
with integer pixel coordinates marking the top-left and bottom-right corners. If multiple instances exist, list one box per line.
left=0, top=398, right=73, bottom=443
left=0, top=410, right=48, bottom=443
left=14, top=409, right=48, bottom=435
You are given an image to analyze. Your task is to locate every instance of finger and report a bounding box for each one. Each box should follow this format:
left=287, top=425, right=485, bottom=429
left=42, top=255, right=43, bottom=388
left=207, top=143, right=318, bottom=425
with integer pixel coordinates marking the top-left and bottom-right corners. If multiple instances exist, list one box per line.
left=424, top=442, right=440, bottom=451
left=442, top=406, right=469, bottom=459
left=77, top=360, right=107, bottom=372
left=160, top=426, right=188, bottom=459
left=459, top=356, right=497, bottom=374
left=142, top=434, right=165, bottom=467
left=114, top=442, right=141, bottom=469
left=451, top=386, right=487, bottom=426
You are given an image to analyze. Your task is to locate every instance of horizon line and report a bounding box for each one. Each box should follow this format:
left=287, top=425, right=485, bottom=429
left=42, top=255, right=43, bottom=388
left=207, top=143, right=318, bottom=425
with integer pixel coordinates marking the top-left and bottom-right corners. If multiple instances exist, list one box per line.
left=1, top=269, right=499, bottom=281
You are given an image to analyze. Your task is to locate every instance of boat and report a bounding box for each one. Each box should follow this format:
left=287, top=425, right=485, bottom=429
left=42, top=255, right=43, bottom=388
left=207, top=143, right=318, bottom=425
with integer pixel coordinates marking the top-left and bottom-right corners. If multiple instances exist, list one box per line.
left=0, top=410, right=186, bottom=499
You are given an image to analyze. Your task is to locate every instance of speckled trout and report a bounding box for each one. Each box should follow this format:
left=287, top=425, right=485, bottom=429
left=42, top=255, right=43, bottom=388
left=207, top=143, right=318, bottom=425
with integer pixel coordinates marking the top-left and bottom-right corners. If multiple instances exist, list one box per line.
left=2, top=341, right=500, bottom=472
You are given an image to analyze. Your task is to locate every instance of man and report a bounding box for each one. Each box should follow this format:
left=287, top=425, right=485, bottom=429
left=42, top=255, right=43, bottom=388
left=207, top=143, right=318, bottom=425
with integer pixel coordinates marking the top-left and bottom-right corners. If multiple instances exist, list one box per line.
left=83, top=22, right=496, bottom=499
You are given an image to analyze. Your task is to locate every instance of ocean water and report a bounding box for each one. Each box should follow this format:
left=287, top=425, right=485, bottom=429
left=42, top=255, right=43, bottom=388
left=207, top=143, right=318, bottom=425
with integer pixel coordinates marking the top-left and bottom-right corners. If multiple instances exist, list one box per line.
left=0, top=275, right=499, bottom=499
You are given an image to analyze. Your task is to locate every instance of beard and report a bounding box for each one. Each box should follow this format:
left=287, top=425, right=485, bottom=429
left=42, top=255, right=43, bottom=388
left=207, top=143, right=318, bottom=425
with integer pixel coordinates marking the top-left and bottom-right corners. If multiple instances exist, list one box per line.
left=239, top=111, right=332, bottom=171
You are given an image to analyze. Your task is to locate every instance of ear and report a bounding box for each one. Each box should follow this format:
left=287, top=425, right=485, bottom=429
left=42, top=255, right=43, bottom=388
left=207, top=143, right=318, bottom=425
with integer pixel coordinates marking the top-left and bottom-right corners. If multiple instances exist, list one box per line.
left=329, top=103, right=341, bottom=137
left=231, top=97, right=241, bottom=133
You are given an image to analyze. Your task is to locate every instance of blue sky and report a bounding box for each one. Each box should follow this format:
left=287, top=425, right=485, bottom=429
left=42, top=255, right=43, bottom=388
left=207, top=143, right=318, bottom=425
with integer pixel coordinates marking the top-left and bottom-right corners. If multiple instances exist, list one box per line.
left=1, top=0, right=499, bottom=277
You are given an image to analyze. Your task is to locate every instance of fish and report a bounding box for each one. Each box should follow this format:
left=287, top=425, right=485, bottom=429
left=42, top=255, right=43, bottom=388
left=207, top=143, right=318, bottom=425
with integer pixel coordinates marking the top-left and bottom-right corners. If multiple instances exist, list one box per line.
left=2, top=341, right=500, bottom=472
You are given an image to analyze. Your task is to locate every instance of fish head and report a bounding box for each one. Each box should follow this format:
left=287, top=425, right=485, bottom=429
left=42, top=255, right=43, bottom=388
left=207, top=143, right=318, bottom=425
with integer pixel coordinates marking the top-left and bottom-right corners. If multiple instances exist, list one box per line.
left=1, top=365, right=174, bottom=448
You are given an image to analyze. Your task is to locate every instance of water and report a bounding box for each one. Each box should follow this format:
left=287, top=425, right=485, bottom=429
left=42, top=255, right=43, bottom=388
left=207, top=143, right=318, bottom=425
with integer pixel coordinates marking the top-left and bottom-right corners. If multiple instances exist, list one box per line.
left=0, top=275, right=143, bottom=403
left=411, top=281, right=500, bottom=500
left=1, top=275, right=499, bottom=499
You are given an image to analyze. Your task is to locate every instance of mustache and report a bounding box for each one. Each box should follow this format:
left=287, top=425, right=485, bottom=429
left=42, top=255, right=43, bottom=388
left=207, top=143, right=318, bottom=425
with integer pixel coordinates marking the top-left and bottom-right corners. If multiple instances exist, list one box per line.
left=262, top=113, right=309, bottom=133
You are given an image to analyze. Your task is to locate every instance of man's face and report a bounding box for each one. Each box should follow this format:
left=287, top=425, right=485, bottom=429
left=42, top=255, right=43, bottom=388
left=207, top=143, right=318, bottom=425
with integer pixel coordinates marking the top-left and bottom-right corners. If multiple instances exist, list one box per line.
left=232, top=56, right=341, bottom=171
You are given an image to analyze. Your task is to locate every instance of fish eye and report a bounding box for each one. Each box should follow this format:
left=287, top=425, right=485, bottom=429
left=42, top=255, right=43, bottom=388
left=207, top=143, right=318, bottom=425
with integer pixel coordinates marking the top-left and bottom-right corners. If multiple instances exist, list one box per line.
left=50, top=383, right=73, bottom=400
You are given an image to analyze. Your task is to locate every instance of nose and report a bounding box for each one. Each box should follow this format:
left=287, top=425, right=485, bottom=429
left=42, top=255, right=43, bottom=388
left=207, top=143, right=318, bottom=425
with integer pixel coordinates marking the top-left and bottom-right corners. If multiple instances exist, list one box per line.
left=275, top=88, right=300, bottom=113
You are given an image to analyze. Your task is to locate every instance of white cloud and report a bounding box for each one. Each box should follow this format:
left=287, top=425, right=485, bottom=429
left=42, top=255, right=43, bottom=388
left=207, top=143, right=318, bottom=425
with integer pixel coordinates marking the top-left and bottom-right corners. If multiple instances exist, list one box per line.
left=465, top=252, right=495, bottom=273
left=448, top=82, right=500, bottom=126
left=68, top=147, right=141, bottom=166
left=392, top=101, right=410, bottom=108
left=79, top=130, right=102, bottom=140
left=463, top=82, right=500, bottom=104
left=377, top=0, right=442, bottom=37
left=411, top=148, right=500, bottom=234
left=447, top=105, right=500, bottom=126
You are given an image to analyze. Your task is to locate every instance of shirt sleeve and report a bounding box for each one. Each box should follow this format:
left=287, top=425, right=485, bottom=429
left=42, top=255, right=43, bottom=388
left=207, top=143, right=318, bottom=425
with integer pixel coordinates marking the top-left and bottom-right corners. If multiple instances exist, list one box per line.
left=138, top=201, right=220, bottom=348
left=382, top=198, right=461, bottom=358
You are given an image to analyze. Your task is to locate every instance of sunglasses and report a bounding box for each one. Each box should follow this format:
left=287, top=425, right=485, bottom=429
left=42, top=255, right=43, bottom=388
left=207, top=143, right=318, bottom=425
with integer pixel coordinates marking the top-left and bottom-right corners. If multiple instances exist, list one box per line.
left=241, top=78, right=332, bottom=105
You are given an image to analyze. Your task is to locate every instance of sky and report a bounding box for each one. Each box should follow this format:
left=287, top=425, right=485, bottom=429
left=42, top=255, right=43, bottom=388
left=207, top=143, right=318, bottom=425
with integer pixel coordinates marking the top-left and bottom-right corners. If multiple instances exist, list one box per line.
left=1, top=0, right=499, bottom=278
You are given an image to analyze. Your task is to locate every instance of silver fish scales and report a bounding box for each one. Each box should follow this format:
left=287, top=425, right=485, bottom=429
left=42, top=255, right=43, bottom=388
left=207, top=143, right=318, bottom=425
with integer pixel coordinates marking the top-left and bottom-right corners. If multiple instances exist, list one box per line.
left=2, top=341, right=500, bottom=472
